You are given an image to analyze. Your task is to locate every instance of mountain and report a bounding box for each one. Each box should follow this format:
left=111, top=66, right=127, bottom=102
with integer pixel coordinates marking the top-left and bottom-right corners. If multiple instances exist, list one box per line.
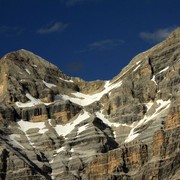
left=0, top=28, right=179, bottom=180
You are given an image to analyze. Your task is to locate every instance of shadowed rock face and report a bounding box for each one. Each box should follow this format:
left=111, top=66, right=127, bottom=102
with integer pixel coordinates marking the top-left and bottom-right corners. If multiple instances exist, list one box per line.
left=0, top=28, right=179, bottom=179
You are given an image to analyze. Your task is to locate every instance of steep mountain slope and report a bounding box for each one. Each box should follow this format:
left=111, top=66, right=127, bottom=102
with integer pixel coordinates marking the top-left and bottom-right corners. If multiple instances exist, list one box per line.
left=0, top=28, right=179, bottom=180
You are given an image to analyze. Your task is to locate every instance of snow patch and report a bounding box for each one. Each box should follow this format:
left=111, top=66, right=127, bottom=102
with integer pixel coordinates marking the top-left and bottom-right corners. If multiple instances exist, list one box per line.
left=125, top=133, right=139, bottom=143
left=151, top=75, right=157, bottom=85
left=48, top=119, right=53, bottom=126
left=125, top=99, right=171, bottom=143
left=59, top=77, right=73, bottom=83
left=15, top=92, right=52, bottom=108
left=56, top=147, right=65, bottom=153
left=70, top=148, right=74, bottom=152
left=136, top=61, right=141, bottom=65
left=53, top=111, right=90, bottom=137
left=49, top=159, right=54, bottom=164
left=42, top=80, right=56, bottom=88
left=96, top=111, right=132, bottom=128
left=77, top=124, right=89, bottom=135
left=113, top=131, right=117, bottom=138
left=17, top=120, right=48, bottom=148
left=133, top=65, right=141, bottom=72
left=58, top=80, right=122, bottom=106
left=17, top=120, right=48, bottom=134
left=9, top=134, right=25, bottom=149
left=159, top=66, right=169, bottom=74
left=145, top=101, right=154, bottom=111
left=25, top=69, right=31, bottom=75
left=52, top=147, right=66, bottom=160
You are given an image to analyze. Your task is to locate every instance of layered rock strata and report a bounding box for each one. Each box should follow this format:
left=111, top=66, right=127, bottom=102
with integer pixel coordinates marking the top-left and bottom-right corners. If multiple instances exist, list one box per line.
left=0, top=28, right=179, bottom=179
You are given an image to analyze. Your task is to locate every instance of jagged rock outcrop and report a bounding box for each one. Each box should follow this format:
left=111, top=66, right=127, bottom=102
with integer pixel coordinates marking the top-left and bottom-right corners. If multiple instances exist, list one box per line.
left=0, top=28, right=179, bottom=179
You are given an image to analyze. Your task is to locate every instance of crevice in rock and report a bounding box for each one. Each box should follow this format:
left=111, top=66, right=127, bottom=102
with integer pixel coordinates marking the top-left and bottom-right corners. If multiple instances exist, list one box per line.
left=0, top=149, right=9, bottom=180
left=121, top=147, right=129, bottom=173
left=148, top=57, right=154, bottom=78
left=46, top=106, right=51, bottom=119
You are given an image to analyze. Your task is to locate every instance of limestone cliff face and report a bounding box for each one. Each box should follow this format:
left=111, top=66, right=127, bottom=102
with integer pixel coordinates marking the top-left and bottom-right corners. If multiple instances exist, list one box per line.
left=0, top=28, right=179, bottom=180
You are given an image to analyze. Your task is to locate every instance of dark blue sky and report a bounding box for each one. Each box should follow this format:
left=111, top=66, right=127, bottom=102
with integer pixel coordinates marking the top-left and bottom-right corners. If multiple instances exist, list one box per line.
left=0, top=0, right=179, bottom=80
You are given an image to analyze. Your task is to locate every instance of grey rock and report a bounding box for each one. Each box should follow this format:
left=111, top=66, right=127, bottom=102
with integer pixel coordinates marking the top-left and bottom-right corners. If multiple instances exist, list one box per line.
left=0, top=27, right=179, bottom=179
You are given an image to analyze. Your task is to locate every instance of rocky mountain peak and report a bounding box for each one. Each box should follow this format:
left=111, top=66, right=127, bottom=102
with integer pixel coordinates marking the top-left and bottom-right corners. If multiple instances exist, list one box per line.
left=3, top=49, right=55, bottom=67
left=1, top=49, right=65, bottom=80
left=0, top=49, right=80, bottom=104
left=0, top=28, right=179, bottom=180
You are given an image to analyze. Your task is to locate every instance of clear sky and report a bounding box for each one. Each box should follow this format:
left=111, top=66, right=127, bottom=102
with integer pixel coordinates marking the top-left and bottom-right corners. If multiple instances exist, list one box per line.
left=0, top=0, right=179, bottom=81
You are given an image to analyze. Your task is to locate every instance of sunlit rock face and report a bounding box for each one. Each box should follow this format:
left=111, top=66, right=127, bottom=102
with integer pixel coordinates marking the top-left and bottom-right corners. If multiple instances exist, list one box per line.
left=0, top=28, right=179, bottom=180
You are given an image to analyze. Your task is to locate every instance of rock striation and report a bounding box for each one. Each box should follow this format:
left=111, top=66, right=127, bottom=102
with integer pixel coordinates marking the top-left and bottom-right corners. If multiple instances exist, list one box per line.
left=0, top=28, right=179, bottom=180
